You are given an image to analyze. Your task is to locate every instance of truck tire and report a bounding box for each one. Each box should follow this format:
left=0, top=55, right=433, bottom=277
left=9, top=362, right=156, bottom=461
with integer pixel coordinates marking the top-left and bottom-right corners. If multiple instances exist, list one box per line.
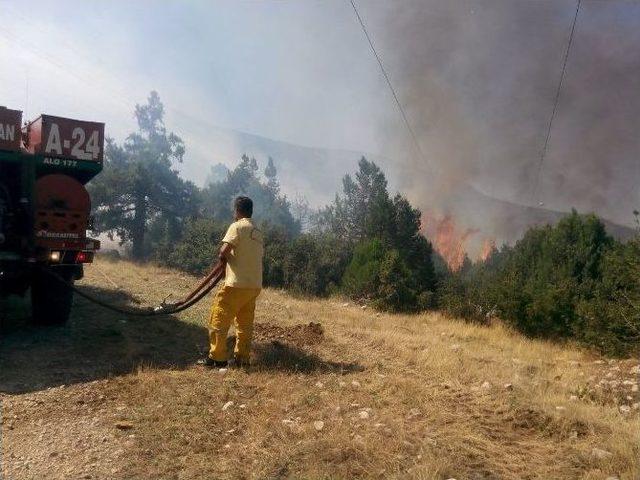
left=31, top=268, right=74, bottom=326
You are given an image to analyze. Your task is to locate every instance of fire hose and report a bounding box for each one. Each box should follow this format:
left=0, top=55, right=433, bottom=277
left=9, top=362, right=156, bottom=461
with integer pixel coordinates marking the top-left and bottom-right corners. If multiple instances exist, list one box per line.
left=40, top=263, right=225, bottom=317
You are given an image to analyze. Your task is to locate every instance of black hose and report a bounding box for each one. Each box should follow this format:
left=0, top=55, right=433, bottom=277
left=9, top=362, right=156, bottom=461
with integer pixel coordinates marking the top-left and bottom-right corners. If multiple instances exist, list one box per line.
left=39, top=267, right=223, bottom=317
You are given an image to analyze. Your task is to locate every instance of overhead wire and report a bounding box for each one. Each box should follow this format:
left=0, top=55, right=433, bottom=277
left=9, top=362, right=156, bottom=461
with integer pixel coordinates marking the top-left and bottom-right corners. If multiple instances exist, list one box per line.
left=348, top=0, right=433, bottom=175
left=531, top=0, right=582, bottom=206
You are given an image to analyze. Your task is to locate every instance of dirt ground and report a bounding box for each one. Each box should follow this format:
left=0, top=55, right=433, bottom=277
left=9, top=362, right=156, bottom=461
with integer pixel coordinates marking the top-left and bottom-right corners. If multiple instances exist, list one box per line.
left=1, top=258, right=638, bottom=479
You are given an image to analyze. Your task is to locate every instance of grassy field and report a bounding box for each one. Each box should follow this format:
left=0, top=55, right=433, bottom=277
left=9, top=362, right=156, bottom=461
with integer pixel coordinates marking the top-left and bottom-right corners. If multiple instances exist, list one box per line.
left=1, top=258, right=638, bottom=479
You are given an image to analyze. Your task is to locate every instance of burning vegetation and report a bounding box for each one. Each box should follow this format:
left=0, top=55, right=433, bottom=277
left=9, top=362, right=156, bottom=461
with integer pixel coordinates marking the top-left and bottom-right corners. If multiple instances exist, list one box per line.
left=422, top=212, right=496, bottom=271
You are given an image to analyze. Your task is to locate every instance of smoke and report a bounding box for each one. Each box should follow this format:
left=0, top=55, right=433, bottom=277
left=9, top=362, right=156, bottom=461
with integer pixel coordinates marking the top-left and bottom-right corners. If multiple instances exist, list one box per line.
left=364, top=0, right=640, bottom=242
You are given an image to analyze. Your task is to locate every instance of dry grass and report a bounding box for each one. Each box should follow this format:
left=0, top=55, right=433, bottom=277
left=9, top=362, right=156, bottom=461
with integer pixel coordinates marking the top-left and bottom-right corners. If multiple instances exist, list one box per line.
left=1, top=257, right=639, bottom=479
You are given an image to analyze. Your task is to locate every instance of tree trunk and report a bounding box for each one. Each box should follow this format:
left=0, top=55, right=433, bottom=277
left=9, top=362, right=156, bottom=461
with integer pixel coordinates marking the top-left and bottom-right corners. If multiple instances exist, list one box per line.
left=132, top=194, right=147, bottom=260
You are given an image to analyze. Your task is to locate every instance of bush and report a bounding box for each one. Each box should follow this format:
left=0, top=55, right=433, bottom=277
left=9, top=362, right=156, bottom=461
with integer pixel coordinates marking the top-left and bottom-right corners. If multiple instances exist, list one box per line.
left=439, top=211, right=639, bottom=355
left=164, top=218, right=225, bottom=275
left=261, top=225, right=352, bottom=296
left=437, top=247, right=505, bottom=323
left=342, top=238, right=434, bottom=312
left=497, top=211, right=612, bottom=338
left=576, top=237, right=640, bottom=355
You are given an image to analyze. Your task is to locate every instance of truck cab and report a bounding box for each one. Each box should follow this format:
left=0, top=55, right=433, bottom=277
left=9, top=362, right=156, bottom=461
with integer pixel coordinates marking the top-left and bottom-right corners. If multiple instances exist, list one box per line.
left=0, top=106, right=104, bottom=325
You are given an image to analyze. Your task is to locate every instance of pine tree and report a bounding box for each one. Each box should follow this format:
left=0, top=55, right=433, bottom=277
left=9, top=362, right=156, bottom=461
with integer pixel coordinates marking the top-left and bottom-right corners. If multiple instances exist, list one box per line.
left=89, top=91, right=193, bottom=259
left=264, top=156, right=279, bottom=192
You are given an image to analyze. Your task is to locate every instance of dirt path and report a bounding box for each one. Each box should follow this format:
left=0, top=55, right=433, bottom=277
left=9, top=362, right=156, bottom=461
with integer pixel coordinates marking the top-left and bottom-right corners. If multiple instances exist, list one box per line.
left=1, top=259, right=638, bottom=479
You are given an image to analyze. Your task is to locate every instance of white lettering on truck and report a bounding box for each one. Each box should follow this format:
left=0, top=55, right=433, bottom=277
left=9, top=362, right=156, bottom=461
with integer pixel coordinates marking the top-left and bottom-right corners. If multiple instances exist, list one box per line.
left=0, top=123, right=15, bottom=141
left=43, top=123, right=101, bottom=160
left=45, top=123, right=63, bottom=154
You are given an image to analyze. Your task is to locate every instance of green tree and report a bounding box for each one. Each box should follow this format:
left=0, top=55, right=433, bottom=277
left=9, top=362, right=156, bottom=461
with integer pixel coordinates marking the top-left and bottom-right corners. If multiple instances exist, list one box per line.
left=317, top=157, right=395, bottom=244
left=264, top=156, right=278, bottom=193
left=497, top=211, right=612, bottom=338
left=90, top=91, right=194, bottom=259
left=318, top=157, right=436, bottom=309
left=205, top=163, right=230, bottom=186
left=202, top=154, right=299, bottom=235
left=576, top=233, right=640, bottom=355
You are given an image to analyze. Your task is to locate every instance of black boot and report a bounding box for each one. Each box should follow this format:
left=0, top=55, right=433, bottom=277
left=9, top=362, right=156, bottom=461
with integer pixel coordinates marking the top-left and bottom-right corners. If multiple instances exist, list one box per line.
left=197, top=357, right=228, bottom=368
left=231, top=356, right=251, bottom=369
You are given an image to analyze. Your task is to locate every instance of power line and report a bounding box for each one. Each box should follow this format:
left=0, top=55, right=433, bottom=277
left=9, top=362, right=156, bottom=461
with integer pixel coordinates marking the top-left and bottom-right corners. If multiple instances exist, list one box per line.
left=348, top=0, right=432, bottom=174
left=531, top=0, right=582, bottom=205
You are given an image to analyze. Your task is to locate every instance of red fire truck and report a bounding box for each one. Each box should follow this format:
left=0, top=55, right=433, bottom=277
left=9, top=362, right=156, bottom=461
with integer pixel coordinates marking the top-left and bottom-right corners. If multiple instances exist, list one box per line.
left=0, top=106, right=104, bottom=325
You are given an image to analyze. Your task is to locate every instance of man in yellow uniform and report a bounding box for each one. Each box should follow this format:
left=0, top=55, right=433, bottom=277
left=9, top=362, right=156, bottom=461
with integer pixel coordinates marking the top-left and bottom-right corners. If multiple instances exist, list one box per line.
left=200, top=196, right=263, bottom=368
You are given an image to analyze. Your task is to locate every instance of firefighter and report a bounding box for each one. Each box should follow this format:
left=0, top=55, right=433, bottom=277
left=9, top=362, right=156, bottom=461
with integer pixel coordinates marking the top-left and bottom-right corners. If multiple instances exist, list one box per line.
left=199, top=196, right=264, bottom=368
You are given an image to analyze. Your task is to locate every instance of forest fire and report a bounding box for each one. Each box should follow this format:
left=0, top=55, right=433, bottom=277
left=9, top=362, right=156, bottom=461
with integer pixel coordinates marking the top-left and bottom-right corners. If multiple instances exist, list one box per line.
left=479, top=238, right=496, bottom=262
left=422, top=213, right=495, bottom=271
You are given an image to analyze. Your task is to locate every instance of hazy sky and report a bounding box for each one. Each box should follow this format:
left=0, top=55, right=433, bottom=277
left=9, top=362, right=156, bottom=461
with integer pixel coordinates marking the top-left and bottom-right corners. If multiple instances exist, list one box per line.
left=0, top=0, right=388, bottom=154
left=1, top=0, right=638, bottom=228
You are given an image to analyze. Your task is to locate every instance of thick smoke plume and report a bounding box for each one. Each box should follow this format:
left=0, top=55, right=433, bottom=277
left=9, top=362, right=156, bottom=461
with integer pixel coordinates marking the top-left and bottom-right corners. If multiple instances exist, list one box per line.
left=367, top=0, right=639, bottom=249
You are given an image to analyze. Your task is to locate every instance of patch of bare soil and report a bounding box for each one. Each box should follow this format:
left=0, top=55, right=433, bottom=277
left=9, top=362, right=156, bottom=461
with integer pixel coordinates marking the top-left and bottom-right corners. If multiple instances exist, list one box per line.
left=253, top=321, right=324, bottom=348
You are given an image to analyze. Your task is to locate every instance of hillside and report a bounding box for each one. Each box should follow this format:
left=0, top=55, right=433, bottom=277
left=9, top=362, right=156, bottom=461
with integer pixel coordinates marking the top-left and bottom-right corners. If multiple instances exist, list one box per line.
left=179, top=126, right=390, bottom=206
left=1, top=259, right=638, bottom=479
left=179, top=127, right=635, bottom=249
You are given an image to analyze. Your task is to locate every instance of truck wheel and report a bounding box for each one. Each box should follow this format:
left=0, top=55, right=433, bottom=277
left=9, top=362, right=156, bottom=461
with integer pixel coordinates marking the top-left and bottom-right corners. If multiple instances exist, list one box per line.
left=31, top=269, right=74, bottom=326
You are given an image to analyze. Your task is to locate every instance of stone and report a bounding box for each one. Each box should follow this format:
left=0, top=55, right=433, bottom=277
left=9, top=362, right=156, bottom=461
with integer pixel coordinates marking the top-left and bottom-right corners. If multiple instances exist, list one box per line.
left=481, top=381, right=491, bottom=390
left=591, top=448, right=613, bottom=460
left=619, top=405, right=631, bottom=414
left=351, top=380, right=361, bottom=388
left=503, top=383, right=514, bottom=391
left=358, top=410, right=370, bottom=420
left=569, top=395, right=578, bottom=401
left=222, top=401, right=234, bottom=411
left=115, top=421, right=134, bottom=430
left=315, top=381, right=324, bottom=388
left=569, top=430, right=578, bottom=439
left=407, top=408, right=422, bottom=419
left=313, top=420, right=325, bottom=431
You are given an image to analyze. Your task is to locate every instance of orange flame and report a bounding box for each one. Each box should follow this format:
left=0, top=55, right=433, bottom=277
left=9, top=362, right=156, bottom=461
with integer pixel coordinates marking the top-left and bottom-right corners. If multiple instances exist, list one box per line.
left=422, top=212, right=495, bottom=271
left=479, top=238, right=496, bottom=262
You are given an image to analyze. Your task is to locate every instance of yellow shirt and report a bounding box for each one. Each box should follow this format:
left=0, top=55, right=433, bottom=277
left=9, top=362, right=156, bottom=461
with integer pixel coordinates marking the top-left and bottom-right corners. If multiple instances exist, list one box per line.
left=221, top=218, right=264, bottom=288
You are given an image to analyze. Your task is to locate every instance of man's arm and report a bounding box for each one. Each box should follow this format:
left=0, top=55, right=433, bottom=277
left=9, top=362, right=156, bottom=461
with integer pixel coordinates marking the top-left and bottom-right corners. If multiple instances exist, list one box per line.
left=216, top=222, right=238, bottom=271
left=219, top=242, right=233, bottom=265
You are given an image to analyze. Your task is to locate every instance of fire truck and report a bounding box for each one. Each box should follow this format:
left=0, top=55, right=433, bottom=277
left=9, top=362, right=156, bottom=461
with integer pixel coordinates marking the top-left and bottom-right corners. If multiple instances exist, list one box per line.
left=0, top=106, right=104, bottom=325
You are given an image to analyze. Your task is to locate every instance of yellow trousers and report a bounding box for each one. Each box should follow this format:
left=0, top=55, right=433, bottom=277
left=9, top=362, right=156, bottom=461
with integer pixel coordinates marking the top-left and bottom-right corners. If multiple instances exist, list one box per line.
left=208, top=285, right=261, bottom=362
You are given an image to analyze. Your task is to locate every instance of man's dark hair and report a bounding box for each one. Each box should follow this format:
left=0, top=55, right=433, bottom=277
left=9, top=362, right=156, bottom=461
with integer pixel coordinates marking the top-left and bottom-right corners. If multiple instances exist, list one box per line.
left=234, top=196, right=253, bottom=218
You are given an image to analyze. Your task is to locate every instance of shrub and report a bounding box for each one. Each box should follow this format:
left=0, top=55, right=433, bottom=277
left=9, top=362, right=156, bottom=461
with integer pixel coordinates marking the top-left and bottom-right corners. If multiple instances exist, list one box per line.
left=342, top=239, right=387, bottom=301
left=497, top=211, right=612, bottom=338
left=439, top=210, right=639, bottom=355
left=164, top=218, right=225, bottom=275
left=576, top=237, right=640, bottom=355
left=342, top=238, right=434, bottom=312
left=281, top=234, right=351, bottom=297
